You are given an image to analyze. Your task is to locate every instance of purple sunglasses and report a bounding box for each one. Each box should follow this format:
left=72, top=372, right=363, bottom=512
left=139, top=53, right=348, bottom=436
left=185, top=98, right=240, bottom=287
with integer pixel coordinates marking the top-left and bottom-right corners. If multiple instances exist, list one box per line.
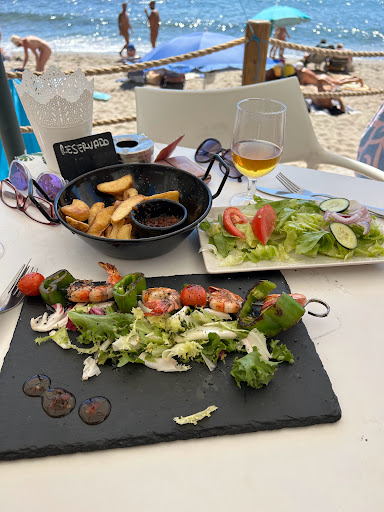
left=0, top=160, right=65, bottom=225
left=8, top=160, right=66, bottom=202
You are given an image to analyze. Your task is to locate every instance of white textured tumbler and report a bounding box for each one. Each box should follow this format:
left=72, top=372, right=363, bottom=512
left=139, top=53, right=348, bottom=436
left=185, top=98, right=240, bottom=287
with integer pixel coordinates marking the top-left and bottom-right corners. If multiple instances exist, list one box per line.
left=15, top=67, right=94, bottom=173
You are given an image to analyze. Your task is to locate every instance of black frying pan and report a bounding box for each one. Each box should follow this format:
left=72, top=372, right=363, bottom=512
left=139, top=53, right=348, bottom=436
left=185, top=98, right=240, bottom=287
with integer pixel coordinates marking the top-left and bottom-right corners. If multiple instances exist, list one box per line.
left=53, top=157, right=228, bottom=260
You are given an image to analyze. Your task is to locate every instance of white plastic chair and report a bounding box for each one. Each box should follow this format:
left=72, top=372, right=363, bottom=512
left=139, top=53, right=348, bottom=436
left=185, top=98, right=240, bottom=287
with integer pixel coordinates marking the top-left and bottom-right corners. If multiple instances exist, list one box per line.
left=135, top=77, right=384, bottom=181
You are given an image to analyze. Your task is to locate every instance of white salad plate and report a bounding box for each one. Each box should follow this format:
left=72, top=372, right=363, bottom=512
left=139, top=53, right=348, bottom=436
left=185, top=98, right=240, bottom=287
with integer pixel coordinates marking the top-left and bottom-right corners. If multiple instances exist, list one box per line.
left=197, top=206, right=384, bottom=274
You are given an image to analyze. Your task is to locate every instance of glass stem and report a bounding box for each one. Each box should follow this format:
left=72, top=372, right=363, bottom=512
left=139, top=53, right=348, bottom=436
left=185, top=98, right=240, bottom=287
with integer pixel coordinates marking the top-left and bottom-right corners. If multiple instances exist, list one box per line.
left=245, top=178, right=258, bottom=200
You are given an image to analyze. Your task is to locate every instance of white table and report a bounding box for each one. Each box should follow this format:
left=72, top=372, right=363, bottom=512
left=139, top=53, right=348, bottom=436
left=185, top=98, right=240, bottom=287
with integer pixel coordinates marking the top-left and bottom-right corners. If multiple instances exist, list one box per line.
left=1, top=146, right=384, bottom=512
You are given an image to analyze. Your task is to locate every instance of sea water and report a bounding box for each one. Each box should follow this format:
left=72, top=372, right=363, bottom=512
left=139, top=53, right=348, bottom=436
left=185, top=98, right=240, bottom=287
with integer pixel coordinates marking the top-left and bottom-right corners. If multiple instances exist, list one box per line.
left=1, top=0, right=383, bottom=57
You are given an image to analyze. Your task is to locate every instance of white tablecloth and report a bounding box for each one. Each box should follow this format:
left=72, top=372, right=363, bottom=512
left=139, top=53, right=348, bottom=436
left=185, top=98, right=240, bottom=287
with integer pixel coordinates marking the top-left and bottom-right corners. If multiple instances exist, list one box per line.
left=1, top=146, right=384, bottom=511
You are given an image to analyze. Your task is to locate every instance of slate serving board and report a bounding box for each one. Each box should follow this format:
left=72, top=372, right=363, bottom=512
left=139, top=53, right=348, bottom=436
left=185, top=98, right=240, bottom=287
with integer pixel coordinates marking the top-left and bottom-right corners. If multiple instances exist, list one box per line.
left=0, top=271, right=341, bottom=461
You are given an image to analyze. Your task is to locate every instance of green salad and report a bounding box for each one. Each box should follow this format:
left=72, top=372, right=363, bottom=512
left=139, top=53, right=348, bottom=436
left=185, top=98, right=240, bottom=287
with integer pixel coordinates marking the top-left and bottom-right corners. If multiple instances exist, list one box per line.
left=34, top=303, right=294, bottom=389
left=199, top=197, right=384, bottom=267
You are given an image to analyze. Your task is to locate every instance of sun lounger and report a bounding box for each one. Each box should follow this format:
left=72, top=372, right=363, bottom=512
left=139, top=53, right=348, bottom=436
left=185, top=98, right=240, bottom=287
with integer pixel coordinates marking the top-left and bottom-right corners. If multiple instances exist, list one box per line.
left=326, top=55, right=350, bottom=73
left=304, top=52, right=329, bottom=70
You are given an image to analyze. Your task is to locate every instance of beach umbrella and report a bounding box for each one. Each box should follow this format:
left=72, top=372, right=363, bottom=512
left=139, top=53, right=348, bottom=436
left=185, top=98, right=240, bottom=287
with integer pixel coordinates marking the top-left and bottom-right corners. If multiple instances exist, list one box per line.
left=139, top=31, right=244, bottom=74
left=139, top=31, right=276, bottom=74
left=251, top=5, right=311, bottom=28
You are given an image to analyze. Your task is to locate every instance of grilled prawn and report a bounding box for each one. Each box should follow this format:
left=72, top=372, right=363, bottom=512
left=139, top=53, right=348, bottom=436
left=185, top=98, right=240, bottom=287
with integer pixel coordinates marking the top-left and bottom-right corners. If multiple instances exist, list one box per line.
left=67, top=262, right=122, bottom=303
left=207, top=286, right=244, bottom=314
left=142, top=287, right=182, bottom=316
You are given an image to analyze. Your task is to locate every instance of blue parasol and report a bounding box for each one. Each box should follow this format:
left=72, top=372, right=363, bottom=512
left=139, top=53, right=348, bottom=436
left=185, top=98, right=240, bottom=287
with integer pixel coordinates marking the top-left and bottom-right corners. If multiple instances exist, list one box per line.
left=138, top=31, right=276, bottom=74
left=251, top=5, right=311, bottom=28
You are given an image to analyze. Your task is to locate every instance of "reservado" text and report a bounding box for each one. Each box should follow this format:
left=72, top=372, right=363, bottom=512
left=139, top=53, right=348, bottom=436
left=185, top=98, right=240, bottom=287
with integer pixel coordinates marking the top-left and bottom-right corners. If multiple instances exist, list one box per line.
left=59, top=137, right=110, bottom=155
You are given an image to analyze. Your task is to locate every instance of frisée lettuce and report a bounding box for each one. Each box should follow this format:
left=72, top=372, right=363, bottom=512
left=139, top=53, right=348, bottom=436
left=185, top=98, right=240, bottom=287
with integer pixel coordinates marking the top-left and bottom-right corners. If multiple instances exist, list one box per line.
left=34, top=303, right=294, bottom=389
left=199, top=197, right=384, bottom=266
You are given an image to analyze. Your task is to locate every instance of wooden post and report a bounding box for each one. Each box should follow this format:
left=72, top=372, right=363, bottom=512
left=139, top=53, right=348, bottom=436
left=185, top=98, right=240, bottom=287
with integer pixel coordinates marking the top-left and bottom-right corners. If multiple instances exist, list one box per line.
left=242, top=20, right=271, bottom=86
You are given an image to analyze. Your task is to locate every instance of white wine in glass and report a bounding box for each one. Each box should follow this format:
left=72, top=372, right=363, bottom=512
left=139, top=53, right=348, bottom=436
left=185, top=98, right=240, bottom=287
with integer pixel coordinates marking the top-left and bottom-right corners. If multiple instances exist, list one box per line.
left=230, top=98, right=286, bottom=206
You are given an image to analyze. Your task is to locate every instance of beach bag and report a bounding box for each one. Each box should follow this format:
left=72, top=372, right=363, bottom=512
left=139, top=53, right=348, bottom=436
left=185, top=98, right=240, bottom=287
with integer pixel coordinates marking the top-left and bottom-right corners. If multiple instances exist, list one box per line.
left=357, top=102, right=384, bottom=171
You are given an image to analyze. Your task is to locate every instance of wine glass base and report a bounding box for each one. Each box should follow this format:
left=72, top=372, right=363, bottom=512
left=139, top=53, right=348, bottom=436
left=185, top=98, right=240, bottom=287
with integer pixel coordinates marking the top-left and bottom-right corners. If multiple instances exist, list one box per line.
left=230, top=192, right=256, bottom=207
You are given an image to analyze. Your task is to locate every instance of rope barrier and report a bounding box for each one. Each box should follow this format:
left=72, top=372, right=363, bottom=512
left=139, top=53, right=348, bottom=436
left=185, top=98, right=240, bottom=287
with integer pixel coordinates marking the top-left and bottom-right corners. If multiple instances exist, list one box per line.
left=302, top=88, right=384, bottom=98
left=18, top=86, right=384, bottom=133
left=6, top=36, right=384, bottom=81
left=269, top=38, right=384, bottom=57
left=6, top=36, right=248, bottom=80
left=9, top=31, right=384, bottom=133
left=20, top=115, right=137, bottom=133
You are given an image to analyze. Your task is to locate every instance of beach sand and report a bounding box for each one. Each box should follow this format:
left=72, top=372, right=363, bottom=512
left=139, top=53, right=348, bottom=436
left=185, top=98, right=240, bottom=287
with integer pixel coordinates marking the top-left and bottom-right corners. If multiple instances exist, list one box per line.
left=5, top=51, right=384, bottom=175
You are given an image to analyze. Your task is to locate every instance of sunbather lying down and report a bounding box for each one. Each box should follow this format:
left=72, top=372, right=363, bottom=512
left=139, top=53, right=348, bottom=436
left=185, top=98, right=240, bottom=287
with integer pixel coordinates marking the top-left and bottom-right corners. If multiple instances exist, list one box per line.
left=311, top=96, right=346, bottom=116
left=294, top=62, right=363, bottom=88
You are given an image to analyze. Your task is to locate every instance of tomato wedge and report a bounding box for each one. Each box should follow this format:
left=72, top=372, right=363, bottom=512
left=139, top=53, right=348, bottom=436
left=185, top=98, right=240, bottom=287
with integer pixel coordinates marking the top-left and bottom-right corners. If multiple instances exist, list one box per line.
left=251, top=204, right=277, bottom=245
left=180, top=284, right=207, bottom=307
left=222, top=207, right=249, bottom=239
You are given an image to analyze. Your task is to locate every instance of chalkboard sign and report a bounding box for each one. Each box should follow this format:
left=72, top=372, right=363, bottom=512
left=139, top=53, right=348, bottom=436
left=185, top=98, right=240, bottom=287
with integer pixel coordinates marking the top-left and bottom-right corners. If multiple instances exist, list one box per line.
left=53, top=132, right=120, bottom=181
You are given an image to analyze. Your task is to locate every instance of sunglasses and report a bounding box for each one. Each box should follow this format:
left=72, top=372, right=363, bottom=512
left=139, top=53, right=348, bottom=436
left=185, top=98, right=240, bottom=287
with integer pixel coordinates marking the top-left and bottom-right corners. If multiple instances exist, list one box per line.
left=195, top=138, right=242, bottom=182
left=0, top=160, right=64, bottom=225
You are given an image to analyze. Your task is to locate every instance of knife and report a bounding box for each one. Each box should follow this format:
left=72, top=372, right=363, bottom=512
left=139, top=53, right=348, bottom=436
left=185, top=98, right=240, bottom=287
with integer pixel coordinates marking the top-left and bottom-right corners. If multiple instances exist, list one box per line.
left=255, top=186, right=384, bottom=218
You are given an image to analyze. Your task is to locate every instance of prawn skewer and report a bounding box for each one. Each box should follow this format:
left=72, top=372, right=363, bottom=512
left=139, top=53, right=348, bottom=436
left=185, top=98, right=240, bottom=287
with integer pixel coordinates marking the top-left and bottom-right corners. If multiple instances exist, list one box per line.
left=142, top=287, right=182, bottom=316
left=261, top=293, right=307, bottom=312
left=67, top=262, right=122, bottom=303
left=207, top=286, right=244, bottom=314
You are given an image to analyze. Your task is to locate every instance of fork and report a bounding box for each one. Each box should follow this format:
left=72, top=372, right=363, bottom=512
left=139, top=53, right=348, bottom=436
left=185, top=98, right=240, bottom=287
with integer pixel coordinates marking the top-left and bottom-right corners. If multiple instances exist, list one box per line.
left=0, top=260, right=36, bottom=314
left=276, top=172, right=384, bottom=218
left=276, top=173, right=334, bottom=199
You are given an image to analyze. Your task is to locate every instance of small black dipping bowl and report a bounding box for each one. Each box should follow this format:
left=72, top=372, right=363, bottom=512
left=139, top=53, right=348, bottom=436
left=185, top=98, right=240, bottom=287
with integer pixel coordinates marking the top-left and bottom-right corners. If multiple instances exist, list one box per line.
left=131, top=199, right=188, bottom=238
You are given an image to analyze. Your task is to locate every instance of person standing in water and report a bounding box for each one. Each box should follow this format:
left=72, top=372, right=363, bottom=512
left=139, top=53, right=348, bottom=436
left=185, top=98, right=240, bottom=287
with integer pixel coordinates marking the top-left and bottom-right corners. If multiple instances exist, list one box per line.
left=118, top=3, right=133, bottom=57
left=144, top=1, right=160, bottom=48
left=10, top=35, right=51, bottom=72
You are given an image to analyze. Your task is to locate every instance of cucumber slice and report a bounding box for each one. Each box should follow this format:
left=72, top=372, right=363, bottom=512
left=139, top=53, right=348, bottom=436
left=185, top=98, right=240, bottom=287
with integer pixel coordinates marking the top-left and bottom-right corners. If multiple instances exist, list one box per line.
left=319, top=198, right=350, bottom=213
left=330, top=222, right=358, bottom=250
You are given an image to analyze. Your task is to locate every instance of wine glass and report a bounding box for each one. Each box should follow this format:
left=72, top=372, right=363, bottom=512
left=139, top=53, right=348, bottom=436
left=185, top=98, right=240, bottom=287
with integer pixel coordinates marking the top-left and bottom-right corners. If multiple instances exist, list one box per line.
left=230, top=98, right=286, bottom=207
left=0, top=243, right=3, bottom=258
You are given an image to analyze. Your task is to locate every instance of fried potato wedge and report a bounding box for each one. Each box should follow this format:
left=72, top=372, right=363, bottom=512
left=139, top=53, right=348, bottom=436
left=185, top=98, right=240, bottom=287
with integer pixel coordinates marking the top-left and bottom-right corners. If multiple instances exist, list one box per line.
left=116, top=224, right=133, bottom=239
left=105, top=224, right=113, bottom=238
left=145, top=190, right=180, bottom=202
left=111, top=194, right=145, bottom=224
left=123, top=187, right=139, bottom=200
left=88, top=202, right=105, bottom=226
left=61, top=199, right=90, bottom=222
left=87, top=205, right=115, bottom=236
left=65, top=216, right=89, bottom=233
left=97, top=174, right=134, bottom=196
left=107, top=219, right=125, bottom=239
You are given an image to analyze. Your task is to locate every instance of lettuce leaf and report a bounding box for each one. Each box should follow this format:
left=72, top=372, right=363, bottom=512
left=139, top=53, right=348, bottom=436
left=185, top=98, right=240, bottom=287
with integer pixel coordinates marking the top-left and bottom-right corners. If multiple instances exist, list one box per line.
left=269, top=339, right=295, bottom=364
left=201, top=332, right=238, bottom=363
left=230, top=348, right=279, bottom=389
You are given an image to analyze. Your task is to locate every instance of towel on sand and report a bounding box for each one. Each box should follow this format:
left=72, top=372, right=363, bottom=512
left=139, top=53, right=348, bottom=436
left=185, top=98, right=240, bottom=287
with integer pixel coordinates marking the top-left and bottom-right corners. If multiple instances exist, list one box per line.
left=305, top=99, right=360, bottom=116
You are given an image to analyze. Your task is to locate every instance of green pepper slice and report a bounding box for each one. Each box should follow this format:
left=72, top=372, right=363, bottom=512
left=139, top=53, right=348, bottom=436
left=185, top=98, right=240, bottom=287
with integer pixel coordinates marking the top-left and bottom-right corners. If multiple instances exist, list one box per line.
left=39, top=269, right=75, bottom=306
left=237, top=280, right=277, bottom=329
left=113, top=272, right=146, bottom=313
left=237, top=281, right=305, bottom=336
left=253, top=293, right=306, bottom=337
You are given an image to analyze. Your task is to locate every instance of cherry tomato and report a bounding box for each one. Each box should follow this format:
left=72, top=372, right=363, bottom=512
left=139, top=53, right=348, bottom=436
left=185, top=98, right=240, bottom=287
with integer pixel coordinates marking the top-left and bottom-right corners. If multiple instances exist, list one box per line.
left=222, top=207, right=249, bottom=239
left=17, top=272, right=45, bottom=297
left=251, top=204, right=277, bottom=245
left=180, top=284, right=207, bottom=307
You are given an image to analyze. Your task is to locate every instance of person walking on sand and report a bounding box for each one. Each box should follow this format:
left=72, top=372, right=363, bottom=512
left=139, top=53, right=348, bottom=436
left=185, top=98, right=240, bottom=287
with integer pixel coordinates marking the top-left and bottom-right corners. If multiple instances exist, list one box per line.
left=118, top=3, right=133, bottom=57
left=144, top=1, right=160, bottom=48
left=10, top=35, right=51, bottom=72
left=270, top=26, right=289, bottom=60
